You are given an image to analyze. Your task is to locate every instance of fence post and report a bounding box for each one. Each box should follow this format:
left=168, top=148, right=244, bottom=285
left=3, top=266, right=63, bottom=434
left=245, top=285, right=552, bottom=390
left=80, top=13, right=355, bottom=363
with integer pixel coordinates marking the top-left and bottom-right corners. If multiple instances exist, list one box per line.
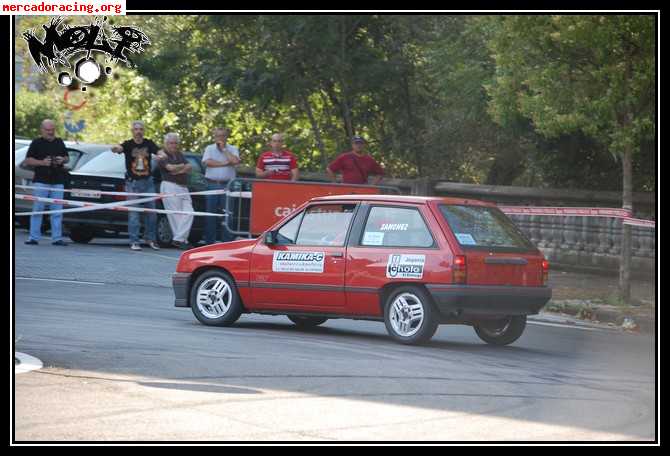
left=411, top=178, right=433, bottom=196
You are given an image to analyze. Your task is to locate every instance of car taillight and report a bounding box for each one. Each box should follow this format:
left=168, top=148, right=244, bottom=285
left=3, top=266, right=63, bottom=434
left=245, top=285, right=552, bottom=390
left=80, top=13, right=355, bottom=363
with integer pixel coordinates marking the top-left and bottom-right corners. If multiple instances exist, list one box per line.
left=542, top=260, right=550, bottom=285
left=453, top=255, right=467, bottom=285
left=112, top=183, right=126, bottom=201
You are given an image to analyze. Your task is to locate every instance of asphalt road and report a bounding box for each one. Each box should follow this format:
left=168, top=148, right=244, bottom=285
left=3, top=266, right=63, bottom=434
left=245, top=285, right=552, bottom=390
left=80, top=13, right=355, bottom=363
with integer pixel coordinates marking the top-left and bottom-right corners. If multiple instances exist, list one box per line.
left=12, top=230, right=657, bottom=442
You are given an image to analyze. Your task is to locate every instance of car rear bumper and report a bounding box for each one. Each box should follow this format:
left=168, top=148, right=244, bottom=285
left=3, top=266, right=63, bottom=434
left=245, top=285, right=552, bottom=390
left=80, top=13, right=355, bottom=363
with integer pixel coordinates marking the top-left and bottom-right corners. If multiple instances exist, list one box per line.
left=426, top=284, right=552, bottom=318
left=173, top=273, right=192, bottom=307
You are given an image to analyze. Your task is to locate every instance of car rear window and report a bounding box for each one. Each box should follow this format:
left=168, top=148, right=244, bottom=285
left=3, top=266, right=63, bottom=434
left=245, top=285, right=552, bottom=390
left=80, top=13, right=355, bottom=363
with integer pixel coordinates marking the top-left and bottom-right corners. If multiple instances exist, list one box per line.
left=439, top=204, right=534, bottom=250
left=185, top=155, right=205, bottom=174
left=75, top=151, right=125, bottom=175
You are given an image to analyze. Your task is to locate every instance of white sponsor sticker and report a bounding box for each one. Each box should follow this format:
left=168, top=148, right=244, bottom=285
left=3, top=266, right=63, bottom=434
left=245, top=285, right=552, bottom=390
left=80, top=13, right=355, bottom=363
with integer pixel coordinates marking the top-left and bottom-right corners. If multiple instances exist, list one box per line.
left=380, top=223, right=409, bottom=231
left=362, top=231, right=385, bottom=246
left=386, top=254, right=426, bottom=279
left=273, top=251, right=325, bottom=273
left=455, top=233, right=477, bottom=245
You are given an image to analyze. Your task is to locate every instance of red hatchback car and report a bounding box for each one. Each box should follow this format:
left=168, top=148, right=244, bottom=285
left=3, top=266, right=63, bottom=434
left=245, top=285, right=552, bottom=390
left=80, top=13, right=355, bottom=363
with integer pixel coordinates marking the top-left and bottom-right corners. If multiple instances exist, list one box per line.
left=173, top=195, right=551, bottom=345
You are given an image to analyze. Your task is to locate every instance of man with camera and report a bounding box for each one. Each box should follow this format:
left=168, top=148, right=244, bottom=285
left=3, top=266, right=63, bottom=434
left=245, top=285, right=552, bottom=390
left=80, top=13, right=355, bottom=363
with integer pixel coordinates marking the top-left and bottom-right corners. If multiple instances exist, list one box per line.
left=23, top=119, right=69, bottom=246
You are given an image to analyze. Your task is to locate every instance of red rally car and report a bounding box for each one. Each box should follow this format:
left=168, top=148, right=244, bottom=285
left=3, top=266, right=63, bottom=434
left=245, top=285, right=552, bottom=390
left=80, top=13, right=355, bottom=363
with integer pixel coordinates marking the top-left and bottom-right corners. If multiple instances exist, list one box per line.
left=173, top=195, right=552, bottom=345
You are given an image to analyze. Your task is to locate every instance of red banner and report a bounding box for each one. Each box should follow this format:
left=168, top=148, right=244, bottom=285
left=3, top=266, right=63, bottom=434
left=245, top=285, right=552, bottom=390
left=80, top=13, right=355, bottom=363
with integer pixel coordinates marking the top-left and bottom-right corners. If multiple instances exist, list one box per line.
left=250, top=181, right=381, bottom=235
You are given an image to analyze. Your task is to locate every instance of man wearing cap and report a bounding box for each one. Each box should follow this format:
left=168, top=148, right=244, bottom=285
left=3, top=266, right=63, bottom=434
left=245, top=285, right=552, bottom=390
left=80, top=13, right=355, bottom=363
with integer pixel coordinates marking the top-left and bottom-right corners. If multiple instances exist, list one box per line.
left=327, top=136, right=384, bottom=185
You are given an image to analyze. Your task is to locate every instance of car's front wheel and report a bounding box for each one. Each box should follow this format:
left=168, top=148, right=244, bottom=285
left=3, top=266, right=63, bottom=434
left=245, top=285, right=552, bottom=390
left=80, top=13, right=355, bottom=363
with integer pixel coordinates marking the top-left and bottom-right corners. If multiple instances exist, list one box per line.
left=190, top=270, right=243, bottom=327
left=473, top=315, right=527, bottom=346
left=69, top=227, right=94, bottom=244
left=384, top=286, right=438, bottom=345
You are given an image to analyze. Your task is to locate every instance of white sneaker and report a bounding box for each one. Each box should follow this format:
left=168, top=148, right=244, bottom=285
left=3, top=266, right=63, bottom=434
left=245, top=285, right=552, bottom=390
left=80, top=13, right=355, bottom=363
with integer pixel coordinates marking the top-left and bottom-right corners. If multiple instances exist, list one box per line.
left=130, top=243, right=142, bottom=251
left=148, top=241, right=160, bottom=251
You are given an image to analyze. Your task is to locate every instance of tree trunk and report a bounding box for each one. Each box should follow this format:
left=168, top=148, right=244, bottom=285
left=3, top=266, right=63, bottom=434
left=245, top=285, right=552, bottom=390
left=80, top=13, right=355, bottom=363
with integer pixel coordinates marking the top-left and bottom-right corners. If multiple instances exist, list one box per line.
left=619, top=137, right=633, bottom=304
left=338, top=17, right=354, bottom=139
left=300, top=93, right=328, bottom=171
left=325, top=84, right=353, bottom=140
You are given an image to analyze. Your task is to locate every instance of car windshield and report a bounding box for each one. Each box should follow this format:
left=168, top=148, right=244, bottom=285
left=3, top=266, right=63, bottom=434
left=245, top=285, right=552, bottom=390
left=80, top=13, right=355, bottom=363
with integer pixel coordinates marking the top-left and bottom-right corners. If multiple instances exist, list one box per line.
left=15, top=146, right=28, bottom=163
left=74, top=150, right=126, bottom=175
left=439, top=204, right=534, bottom=250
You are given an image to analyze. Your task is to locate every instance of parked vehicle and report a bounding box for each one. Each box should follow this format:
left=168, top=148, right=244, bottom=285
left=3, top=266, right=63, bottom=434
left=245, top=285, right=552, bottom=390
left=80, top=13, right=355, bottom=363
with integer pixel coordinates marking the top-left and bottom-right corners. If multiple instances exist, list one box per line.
left=172, top=194, right=552, bottom=345
left=14, top=142, right=113, bottom=228
left=14, top=138, right=31, bottom=151
left=63, top=150, right=221, bottom=246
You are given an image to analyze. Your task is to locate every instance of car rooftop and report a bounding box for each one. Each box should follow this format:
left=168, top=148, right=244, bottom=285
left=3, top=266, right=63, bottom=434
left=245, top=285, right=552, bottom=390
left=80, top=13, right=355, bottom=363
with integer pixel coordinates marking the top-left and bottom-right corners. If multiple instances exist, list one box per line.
left=311, top=194, right=495, bottom=206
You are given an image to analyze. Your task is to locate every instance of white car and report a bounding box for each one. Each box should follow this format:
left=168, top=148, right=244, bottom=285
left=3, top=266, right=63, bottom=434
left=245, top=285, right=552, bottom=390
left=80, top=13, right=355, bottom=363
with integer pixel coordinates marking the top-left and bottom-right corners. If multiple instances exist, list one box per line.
left=14, top=142, right=114, bottom=227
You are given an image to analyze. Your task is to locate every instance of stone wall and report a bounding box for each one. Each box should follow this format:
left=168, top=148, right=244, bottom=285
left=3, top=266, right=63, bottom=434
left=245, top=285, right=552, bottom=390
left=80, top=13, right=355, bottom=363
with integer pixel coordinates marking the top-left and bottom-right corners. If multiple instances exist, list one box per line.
left=236, top=169, right=656, bottom=276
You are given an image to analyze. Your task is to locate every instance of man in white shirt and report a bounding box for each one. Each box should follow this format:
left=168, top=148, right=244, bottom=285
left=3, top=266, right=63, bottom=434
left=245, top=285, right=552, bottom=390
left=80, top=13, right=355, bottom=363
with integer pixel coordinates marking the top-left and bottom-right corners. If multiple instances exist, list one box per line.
left=201, top=128, right=241, bottom=244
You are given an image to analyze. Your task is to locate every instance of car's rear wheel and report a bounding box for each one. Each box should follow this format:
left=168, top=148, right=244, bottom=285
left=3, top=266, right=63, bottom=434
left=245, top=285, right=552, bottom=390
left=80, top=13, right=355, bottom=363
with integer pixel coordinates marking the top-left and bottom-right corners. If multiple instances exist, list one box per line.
left=384, top=286, right=438, bottom=345
left=16, top=217, right=29, bottom=229
left=157, top=215, right=173, bottom=247
left=69, top=227, right=94, bottom=244
left=188, top=230, right=202, bottom=245
left=287, top=316, right=328, bottom=328
left=190, top=270, right=243, bottom=327
left=474, top=315, right=527, bottom=346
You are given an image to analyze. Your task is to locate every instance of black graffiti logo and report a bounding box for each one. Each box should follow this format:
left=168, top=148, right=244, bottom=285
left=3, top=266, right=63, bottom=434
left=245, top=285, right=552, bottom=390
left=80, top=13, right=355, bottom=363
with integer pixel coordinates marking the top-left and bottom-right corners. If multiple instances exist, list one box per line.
left=22, top=16, right=149, bottom=87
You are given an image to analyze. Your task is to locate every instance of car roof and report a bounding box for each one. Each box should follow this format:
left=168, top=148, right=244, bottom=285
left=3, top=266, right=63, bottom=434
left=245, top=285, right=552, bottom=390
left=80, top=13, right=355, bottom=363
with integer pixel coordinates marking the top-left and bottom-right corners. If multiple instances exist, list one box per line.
left=310, top=194, right=495, bottom=207
left=15, top=142, right=115, bottom=151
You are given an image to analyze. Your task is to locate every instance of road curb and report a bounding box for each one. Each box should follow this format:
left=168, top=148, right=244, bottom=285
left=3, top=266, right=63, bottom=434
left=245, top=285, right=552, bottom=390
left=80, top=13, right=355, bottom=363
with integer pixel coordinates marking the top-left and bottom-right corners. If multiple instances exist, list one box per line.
left=531, top=310, right=654, bottom=334
left=15, top=352, right=43, bottom=374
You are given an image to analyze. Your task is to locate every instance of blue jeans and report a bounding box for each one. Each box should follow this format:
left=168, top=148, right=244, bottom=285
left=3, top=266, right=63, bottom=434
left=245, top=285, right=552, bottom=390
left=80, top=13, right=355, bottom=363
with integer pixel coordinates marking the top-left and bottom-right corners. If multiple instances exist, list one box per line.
left=205, top=181, right=235, bottom=244
left=126, top=178, right=157, bottom=243
left=29, top=183, right=64, bottom=242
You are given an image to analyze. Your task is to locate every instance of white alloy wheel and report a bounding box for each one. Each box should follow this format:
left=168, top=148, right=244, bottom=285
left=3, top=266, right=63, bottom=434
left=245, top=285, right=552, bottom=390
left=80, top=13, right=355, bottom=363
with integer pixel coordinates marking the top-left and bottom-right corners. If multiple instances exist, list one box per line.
left=389, top=292, right=425, bottom=338
left=196, top=277, right=233, bottom=319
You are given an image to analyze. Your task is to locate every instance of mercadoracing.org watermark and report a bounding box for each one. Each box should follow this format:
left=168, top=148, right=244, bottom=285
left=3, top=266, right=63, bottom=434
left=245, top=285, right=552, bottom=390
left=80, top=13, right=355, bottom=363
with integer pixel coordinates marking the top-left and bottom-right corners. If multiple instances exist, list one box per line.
left=2, top=0, right=125, bottom=15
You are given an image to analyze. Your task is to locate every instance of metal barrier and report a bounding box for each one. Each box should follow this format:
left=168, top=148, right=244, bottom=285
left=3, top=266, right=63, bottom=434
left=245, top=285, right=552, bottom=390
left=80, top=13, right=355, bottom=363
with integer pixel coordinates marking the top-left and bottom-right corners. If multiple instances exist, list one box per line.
left=222, top=178, right=401, bottom=239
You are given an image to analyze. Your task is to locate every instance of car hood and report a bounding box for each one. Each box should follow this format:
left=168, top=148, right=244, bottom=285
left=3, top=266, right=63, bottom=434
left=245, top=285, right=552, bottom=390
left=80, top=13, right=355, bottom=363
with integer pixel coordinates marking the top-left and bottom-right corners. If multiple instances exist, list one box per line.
left=189, top=238, right=258, bottom=254
left=176, top=238, right=258, bottom=273
left=70, top=170, right=126, bottom=180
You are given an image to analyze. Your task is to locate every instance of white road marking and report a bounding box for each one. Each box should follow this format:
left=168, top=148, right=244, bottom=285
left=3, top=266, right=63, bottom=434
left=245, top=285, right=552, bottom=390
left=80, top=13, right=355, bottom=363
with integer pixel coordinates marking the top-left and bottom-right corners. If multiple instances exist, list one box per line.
left=15, top=277, right=105, bottom=286
left=136, top=252, right=181, bottom=261
left=528, top=320, right=606, bottom=332
left=15, top=352, right=43, bottom=374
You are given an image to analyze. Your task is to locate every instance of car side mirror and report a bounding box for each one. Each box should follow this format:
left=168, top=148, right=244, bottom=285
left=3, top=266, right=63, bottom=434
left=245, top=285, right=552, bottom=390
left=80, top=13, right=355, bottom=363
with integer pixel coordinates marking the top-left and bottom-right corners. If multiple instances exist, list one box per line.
left=265, top=230, right=277, bottom=245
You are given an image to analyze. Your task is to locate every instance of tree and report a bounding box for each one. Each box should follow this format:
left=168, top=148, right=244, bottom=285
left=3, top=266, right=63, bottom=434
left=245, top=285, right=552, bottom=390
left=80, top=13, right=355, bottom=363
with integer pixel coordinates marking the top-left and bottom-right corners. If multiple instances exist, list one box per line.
left=15, top=88, right=62, bottom=138
left=485, top=15, right=656, bottom=302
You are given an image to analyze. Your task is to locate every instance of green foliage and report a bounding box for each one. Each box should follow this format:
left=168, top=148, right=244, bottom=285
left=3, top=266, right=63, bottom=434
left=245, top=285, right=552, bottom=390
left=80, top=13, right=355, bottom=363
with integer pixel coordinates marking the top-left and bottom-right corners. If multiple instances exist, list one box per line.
left=14, top=88, right=62, bottom=139
left=13, top=14, right=656, bottom=193
left=485, top=15, right=655, bottom=159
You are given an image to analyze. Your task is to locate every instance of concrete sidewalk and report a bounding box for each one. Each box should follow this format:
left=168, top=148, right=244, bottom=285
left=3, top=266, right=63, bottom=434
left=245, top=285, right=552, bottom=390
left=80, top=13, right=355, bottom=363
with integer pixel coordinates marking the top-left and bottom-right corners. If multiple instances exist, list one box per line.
left=541, top=269, right=656, bottom=333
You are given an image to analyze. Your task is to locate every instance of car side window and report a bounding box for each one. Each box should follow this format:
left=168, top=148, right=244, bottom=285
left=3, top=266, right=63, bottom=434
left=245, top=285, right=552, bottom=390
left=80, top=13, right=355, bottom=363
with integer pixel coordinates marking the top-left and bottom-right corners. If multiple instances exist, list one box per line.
left=361, top=206, right=434, bottom=248
left=66, top=150, right=83, bottom=170
left=295, top=204, right=357, bottom=247
left=185, top=156, right=204, bottom=174
left=276, top=213, right=303, bottom=245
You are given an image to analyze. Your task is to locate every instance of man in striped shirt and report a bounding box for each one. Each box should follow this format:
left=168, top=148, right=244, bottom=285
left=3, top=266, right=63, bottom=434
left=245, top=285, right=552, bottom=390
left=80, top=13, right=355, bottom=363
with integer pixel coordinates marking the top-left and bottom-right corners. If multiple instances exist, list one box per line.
left=255, top=133, right=299, bottom=181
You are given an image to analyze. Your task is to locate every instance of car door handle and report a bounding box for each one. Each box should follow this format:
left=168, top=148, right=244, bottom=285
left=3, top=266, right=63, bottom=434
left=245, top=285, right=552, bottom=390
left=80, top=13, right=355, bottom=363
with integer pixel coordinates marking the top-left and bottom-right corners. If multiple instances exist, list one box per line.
left=330, top=253, right=344, bottom=258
